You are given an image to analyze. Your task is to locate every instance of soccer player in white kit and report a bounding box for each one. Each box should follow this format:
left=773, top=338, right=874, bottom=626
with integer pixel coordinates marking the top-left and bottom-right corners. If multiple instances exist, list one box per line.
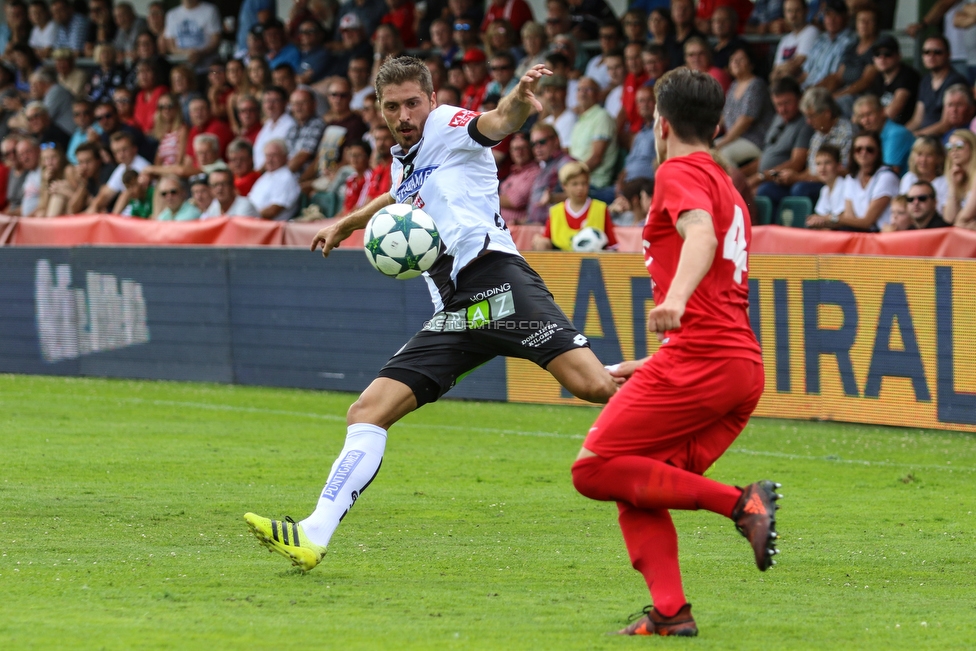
left=244, top=57, right=618, bottom=571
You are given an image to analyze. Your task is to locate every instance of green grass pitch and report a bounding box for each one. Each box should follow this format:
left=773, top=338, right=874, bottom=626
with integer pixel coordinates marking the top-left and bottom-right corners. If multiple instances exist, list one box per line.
left=1, top=374, right=974, bottom=650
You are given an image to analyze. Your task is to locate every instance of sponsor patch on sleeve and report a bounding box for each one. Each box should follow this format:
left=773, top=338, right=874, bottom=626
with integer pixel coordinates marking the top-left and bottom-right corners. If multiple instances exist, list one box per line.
left=449, top=109, right=480, bottom=127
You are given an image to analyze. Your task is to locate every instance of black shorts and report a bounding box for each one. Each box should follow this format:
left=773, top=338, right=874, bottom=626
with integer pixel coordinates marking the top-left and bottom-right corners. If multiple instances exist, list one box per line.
left=378, top=252, right=589, bottom=406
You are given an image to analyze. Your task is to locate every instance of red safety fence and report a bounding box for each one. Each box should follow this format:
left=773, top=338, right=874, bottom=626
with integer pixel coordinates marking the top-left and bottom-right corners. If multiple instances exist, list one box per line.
left=3, top=214, right=976, bottom=256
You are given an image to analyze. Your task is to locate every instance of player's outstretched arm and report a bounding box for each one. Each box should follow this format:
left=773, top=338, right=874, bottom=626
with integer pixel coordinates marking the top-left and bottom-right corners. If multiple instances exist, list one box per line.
left=475, top=64, right=552, bottom=142
left=647, top=210, right=717, bottom=334
left=311, top=192, right=395, bottom=257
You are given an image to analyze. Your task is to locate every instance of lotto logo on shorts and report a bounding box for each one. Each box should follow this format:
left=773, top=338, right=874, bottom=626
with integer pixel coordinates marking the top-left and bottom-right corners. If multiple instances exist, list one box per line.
left=449, top=109, right=480, bottom=127
left=321, top=450, right=365, bottom=501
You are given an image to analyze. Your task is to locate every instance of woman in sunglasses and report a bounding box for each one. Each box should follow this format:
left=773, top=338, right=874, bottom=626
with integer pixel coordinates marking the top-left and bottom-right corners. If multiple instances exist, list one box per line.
left=808, top=131, right=898, bottom=230
left=34, top=141, right=76, bottom=217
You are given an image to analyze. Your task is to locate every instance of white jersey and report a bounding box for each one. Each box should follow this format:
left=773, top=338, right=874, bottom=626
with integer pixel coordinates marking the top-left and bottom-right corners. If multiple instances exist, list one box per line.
left=389, top=104, right=521, bottom=312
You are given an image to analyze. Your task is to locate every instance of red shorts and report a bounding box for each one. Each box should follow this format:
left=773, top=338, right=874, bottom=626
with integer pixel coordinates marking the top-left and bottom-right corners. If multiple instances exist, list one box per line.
left=583, top=347, right=764, bottom=475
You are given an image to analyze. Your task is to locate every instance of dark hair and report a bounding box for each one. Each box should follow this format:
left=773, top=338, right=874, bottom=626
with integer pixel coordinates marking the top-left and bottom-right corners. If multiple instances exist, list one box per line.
left=622, top=176, right=654, bottom=201
left=649, top=8, right=674, bottom=35
left=109, top=130, right=135, bottom=146
left=263, top=85, right=288, bottom=102
left=544, top=52, right=570, bottom=69
left=728, top=44, right=756, bottom=71
left=272, top=63, right=295, bottom=76
left=121, top=168, right=139, bottom=186
left=815, top=143, right=841, bottom=163
left=375, top=56, right=433, bottom=102
left=438, top=84, right=462, bottom=105
left=74, top=141, right=102, bottom=159
left=770, top=75, right=802, bottom=98
left=924, top=34, right=951, bottom=57
left=345, top=139, right=372, bottom=156
left=491, top=51, right=516, bottom=68
left=848, top=131, right=883, bottom=177
left=910, top=179, right=936, bottom=196
left=598, top=18, right=621, bottom=36
left=642, top=43, right=668, bottom=59
left=654, top=68, right=724, bottom=145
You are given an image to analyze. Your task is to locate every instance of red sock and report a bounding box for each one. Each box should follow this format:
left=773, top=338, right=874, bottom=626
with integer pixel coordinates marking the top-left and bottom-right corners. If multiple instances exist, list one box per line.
left=572, top=455, right=741, bottom=517
left=618, top=502, right=686, bottom=618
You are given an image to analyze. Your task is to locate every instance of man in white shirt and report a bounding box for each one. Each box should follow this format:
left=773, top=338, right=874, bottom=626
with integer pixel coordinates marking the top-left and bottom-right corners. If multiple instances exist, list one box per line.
left=584, top=22, right=621, bottom=90
left=202, top=168, right=260, bottom=218
left=88, top=131, right=149, bottom=213
left=540, top=74, right=576, bottom=153
left=248, top=139, right=301, bottom=220
left=252, top=86, right=296, bottom=170
left=11, top=137, right=41, bottom=215
left=162, top=0, right=221, bottom=67
left=771, top=0, right=821, bottom=80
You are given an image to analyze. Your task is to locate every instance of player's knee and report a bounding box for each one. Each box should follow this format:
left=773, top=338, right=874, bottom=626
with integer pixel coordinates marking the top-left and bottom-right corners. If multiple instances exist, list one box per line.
left=571, top=455, right=604, bottom=499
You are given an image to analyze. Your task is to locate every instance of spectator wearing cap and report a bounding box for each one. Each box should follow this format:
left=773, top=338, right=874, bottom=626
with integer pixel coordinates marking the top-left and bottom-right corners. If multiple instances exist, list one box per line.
left=162, top=0, right=221, bottom=68
left=51, top=48, right=86, bottom=98
left=569, top=77, right=618, bottom=200
left=460, top=48, right=491, bottom=110
left=482, top=0, right=534, bottom=35
left=202, top=168, right=260, bottom=218
left=334, top=0, right=388, bottom=42
left=770, top=0, right=820, bottom=82
left=50, top=0, right=89, bottom=55
left=227, top=138, right=261, bottom=196
left=253, top=86, right=296, bottom=169
left=325, top=13, right=373, bottom=79
left=906, top=36, right=969, bottom=137
left=249, top=139, right=301, bottom=220
left=155, top=174, right=201, bottom=221
left=236, top=0, right=276, bottom=54
left=798, top=0, right=855, bottom=89
left=868, top=35, right=920, bottom=126
left=263, top=19, right=301, bottom=73
left=539, top=73, right=574, bottom=153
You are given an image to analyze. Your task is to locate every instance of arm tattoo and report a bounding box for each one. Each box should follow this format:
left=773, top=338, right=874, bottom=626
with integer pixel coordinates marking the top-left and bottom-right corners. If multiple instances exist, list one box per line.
left=675, top=210, right=712, bottom=239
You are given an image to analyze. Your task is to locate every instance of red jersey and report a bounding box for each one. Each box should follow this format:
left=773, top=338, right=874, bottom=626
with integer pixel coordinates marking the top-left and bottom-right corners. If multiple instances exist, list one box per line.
left=643, top=151, right=760, bottom=361
left=481, top=0, right=534, bottom=34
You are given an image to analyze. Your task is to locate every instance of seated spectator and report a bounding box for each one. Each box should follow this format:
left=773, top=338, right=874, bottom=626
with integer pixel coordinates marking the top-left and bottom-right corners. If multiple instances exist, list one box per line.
left=715, top=46, right=774, bottom=167
left=899, top=136, right=948, bottom=213
left=515, top=21, right=547, bottom=78
left=618, top=42, right=650, bottom=137
left=499, top=132, right=541, bottom=225
left=617, top=85, right=656, bottom=188
left=150, top=93, right=186, bottom=168
left=569, top=77, right=618, bottom=202
left=248, top=139, right=301, bottom=220
left=224, top=59, right=252, bottom=134
left=95, top=102, right=154, bottom=164
left=809, top=131, right=898, bottom=231
left=133, top=61, right=169, bottom=135
left=484, top=18, right=524, bottom=63
left=683, top=36, right=730, bottom=94
left=348, top=56, right=375, bottom=111
left=287, top=89, right=326, bottom=176
left=602, top=51, right=625, bottom=119
left=295, top=20, right=330, bottom=86
left=233, top=94, right=263, bottom=144
left=426, top=18, right=456, bottom=69
left=940, top=84, right=976, bottom=140
left=526, top=123, right=573, bottom=224
left=85, top=0, right=116, bottom=57
left=113, top=87, right=138, bottom=129
left=746, top=0, right=786, bottom=35
left=24, top=101, right=70, bottom=151
left=162, top=0, right=221, bottom=68
left=379, top=0, right=416, bottom=49
left=747, top=76, right=813, bottom=187
left=238, top=22, right=267, bottom=65
left=822, top=4, right=879, bottom=115
left=261, top=19, right=299, bottom=73
left=3, top=135, right=24, bottom=210
left=65, top=141, right=113, bottom=214
left=641, top=43, right=669, bottom=86
left=482, top=0, right=533, bottom=35
left=906, top=36, right=968, bottom=136
left=869, top=35, right=920, bottom=126
left=584, top=20, right=621, bottom=91
left=334, top=0, right=387, bottom=43
left=112, top=3, right=147, bottom=61
left=65, top=99, right=95, bottom=164
left=321, top=79, right=368, bottom=161
left=338, top=140, right=372, bottom=215
left=146, top=1, right=165, bottom=41
left=805, top=144, right=845, bottom=226
left=22, top=68, right=75, bottom=135
left=436, top=85, right=461, bottom=107
left=850, top=94, right=913, bottom=175
left=710, top=6, right=748, bottom=71
left=539, top=73, right=575, bottom=152
left=798, top=0, right=854, bottom=89
left=113, top=168, right=154, bottom=217
left=646, top=8, right=674, bottom=54
left=227, top=138, right=261, bottom=196
left=364, top=125, right=395, bottom=202
left=206, top=60, right=232, bottom=123
left=50, top=0, right=89, bottom=55
left=668, top=0, right=706, bottom=67
left=155, top=174, right=200, bottom=221
left=695, top=0, right=753, bottom=36
left=770, top=0, right=819, bottom=82
left=189, top=173, right=213, bottom=212
left=906, top=180, right=952, bottom=229
left=52, top=48, right=86, bottom=98
left=127, top=31, right=172, bottom=91
left=324, top=13, right=373, bottom=80
left=372, top=23, right=406, bottom=79
left=619, top=8, right=646, bottom=46
left=532, top=161, right=616, bottom=251
left=10, top=43, right=41, bottom=95
left=201, top=168, right=259, bottom=218
left=186, top=96, right=233, bottom=165
left=15, top=136, right=42, bottom=215
left=146, top=131, right=226, bottom=178
left=169, top=64, right=199, bottom=123
left=28, top=0, right=57, bottom=60
left=236, top=0, right=274, bottom=54
left=944, top=129, right=976, bottom=225
left=758, top=86, right=852, bottom=208
left=33, top=141, right=75, bottom=216
left=608, top=176, right=654, bottom=226
left=487, top=52, right=519, bottom=98
left=88, top=131, right=150, bottom=212
left=253, top=86, right=295, bottom=169
left=881, top=194, right=912, bottom=231
left=460, top=48, right=491, bottom=110
left=87, top=43, right=126, bottom=105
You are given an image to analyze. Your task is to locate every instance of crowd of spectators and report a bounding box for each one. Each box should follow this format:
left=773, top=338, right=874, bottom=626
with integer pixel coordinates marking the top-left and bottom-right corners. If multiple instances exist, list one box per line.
left=1, top=0, right=976, bottom=247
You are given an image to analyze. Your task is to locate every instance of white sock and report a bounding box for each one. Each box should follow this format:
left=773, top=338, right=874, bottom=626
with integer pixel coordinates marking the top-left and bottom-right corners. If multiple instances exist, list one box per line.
left=300, top=423, right=387, bottom=547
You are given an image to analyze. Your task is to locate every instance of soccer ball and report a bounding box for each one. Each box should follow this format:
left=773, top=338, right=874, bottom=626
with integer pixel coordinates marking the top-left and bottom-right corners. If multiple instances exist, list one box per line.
left=571, top=226, right=609, bottom=252
left=363, top=204, right=441, bottom=280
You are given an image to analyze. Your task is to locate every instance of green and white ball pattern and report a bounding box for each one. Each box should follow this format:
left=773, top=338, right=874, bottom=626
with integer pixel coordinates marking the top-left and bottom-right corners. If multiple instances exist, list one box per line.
left=364, top=204, right=441, bottom=280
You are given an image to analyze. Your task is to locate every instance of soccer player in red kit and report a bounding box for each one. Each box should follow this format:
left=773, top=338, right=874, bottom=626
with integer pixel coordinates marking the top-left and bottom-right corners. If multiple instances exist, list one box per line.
left=571, top=67, right=782, bottom=637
